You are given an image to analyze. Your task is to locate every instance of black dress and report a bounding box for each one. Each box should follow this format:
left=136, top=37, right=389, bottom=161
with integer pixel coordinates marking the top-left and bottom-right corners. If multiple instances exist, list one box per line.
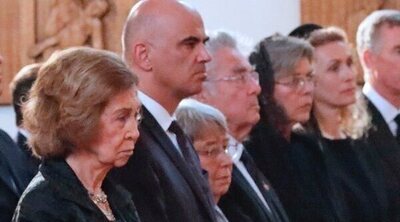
left=322, top=137, right=389, bottom=222
left=246, top=122, right=347, bottom=222
left=12, top=159, right=141, bottom=222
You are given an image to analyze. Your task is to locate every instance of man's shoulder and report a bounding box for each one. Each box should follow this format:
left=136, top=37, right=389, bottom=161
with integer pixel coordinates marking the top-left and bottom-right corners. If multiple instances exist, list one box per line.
left=0, top=129, right=15, bottom=147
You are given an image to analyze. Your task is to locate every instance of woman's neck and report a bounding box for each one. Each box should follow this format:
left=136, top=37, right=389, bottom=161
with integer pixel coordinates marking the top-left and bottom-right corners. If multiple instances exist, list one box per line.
left=66, top=151, right=111, bottom=194
left=313, top=102, right=345, bottom=140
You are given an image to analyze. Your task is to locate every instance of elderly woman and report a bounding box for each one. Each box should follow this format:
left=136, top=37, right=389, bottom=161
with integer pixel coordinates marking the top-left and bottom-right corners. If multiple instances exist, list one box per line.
left=246, top=34, right=348, bottom=222
left=12, top=47, right=141, bottom=221
left=305, top=27, right=389, bottom=222
left=175, top=99, right=232, bottom=222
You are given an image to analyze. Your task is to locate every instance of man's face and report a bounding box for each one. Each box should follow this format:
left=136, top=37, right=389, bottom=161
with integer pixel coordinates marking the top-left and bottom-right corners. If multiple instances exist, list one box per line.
left=202, top=47, right=261, bottom=138
left=149, top=11, right=211, bottom=100
left=368, top=24, right=400, bottom=98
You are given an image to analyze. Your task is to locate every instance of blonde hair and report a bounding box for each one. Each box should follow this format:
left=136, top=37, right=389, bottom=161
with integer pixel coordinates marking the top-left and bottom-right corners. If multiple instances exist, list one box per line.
left=23, top=47, right=138, bottom=158
left=308, top=27, right=371, bottom=139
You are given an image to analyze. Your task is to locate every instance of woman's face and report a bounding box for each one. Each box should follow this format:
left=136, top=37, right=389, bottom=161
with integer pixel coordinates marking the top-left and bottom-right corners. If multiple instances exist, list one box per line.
left=88, top=88, right=141, bottom=168
left=193, top=124, right=232, bottom=203
left=313, top=41, right=357, bottom=108
left=273, top=57, right=314, bottom=125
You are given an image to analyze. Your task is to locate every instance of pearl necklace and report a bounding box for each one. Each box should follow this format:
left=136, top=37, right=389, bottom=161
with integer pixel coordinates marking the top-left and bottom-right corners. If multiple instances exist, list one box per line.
left=89, top=190, right=116, bottom=221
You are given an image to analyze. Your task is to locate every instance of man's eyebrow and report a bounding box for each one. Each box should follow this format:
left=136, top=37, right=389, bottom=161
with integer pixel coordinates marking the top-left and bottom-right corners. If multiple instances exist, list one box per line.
left=180, top=36, right=209, bottom=45
left=180, top=36, right=201, bottom=44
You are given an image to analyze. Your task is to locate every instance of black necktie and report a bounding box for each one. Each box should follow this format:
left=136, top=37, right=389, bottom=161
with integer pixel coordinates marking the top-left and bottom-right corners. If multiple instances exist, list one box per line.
left=168, top=120, right=198, bottom=167
left=395, top=114, right=400, bottom=144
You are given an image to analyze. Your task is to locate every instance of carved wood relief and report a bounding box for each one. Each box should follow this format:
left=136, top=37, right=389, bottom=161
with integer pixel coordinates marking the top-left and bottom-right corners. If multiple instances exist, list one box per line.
left=0, top=0, right=137, bottom=104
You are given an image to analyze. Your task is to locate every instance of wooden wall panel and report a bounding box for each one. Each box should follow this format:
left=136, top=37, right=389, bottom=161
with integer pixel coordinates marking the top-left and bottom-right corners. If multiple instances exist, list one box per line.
left=0, top=0, right=138, bottom=104
left=0, top=0, right=35, bottom=104
left=301, top=0, right=389, bottom=44
left=301, top=0, right=400, bottom=83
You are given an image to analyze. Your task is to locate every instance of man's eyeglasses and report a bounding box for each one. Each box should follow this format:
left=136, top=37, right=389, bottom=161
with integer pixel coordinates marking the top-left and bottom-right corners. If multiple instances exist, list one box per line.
left=275, top=74, right=314, bottom=91
left=206, top=71, right=259, bottom=85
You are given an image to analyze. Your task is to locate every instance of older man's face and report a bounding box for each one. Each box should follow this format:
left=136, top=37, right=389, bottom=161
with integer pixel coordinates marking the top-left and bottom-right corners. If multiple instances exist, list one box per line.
left=368, top=24, right=400, bottom=97
left=202, top=47, right=261, bottom=138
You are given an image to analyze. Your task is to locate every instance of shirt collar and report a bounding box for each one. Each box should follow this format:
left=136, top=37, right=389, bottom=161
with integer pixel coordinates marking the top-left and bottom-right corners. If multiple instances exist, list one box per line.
left=363, top=82, right=400, bottom=123
left=18, top=128, right=30, bottom=138
left=227, top=135, right=244, bottom=164
left=138, top=91, right=174, bottom=132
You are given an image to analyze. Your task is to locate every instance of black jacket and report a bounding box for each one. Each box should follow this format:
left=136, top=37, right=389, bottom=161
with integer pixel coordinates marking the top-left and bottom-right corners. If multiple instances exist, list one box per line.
left=0, top=129, right=32, bottom=221
left=12, top=159, right=140, bottom=222
left=218, top=149, right=289, bottom=222
left=365, top=98, right=400, bottom=221
left=111, top=107, right=217, bottom=222
left=246, top=122, right=347, bottom=222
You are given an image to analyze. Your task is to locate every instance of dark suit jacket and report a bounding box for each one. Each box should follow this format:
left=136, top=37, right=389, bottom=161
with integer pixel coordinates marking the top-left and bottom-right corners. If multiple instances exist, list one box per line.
left=365, top=98, right=400, bottom=221
left=16, top=132, right=40, bottom=180
left=218, top=149, right=289, bottom=222
left=111, top=107, right=217, bottom=222
left=0, top=129, right=33, bottom=221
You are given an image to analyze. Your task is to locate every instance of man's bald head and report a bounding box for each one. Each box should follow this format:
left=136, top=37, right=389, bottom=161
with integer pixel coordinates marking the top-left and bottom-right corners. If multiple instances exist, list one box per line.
left=122, top=0, right=201, bottom=68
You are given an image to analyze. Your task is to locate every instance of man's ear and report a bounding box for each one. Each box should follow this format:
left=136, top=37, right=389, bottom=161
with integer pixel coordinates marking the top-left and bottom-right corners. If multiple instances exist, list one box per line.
left=363, top=49, right=375, bottom=70
left=132, top=43, right=152, bottom=71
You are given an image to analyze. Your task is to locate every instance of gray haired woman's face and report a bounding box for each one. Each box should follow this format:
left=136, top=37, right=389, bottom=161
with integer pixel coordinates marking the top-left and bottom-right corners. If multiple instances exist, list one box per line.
left=273, top=57, right=314, bottom=125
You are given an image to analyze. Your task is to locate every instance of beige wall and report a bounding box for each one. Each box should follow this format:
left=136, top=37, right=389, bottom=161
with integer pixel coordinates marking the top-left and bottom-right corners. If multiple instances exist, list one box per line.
left=0, top=0, right=137, bottom=104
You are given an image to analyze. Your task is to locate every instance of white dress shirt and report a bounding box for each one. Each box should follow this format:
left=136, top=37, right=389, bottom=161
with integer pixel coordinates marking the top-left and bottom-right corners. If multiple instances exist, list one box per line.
left=363, top=82, right=400, bottom=136
left=138, top=91, right=182, bottom=154
left=228, top=136, right=272, bottom=212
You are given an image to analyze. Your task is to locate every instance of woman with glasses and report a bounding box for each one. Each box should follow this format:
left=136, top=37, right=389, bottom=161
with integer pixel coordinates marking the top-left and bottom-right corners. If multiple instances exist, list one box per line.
left=303, top=27, right=388, bottom=222
left=175, top=99, right=232, bottom=222
left=246, top=34, right=349, bottom=222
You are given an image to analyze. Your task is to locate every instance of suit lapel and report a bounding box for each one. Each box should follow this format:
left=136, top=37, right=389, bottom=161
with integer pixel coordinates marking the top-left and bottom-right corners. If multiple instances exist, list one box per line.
left=232, top=165, right=278, bottom=222
left=140, top=107, right=215, bottom=219
left=240, top=150, right=288, bottom=222
left=368, top=101, right=400, bottom=180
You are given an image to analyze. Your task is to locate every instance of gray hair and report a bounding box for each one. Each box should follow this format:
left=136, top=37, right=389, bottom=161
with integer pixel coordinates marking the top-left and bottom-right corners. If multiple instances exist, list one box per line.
left=261, top=34, right=313, bottom=79
left=175, top=99, right=228, bottom=140
left=356, top=9, right=400, bottom=54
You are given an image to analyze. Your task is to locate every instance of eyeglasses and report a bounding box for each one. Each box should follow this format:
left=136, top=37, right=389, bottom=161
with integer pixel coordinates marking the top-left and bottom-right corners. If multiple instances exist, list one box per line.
left=197, top=146, right=229, bottom=159
left=206, top=71, right=259, bottom=85
left=275, top=74, right=314, bottom=91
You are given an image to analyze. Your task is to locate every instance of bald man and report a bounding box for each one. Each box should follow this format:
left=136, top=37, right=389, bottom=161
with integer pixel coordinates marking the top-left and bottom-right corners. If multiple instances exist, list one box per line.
left=110, top=1, right=217, bottom=221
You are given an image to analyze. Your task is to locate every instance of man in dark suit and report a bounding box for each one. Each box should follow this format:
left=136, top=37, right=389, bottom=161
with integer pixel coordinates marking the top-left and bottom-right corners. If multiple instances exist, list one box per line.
left=357, top=10, right=400, bottom=221
left=196, top=30, right=289, bottom=222
left=111, top=1, right=217, bottom=221
left=0, top=56, right=33, bottom=221
left=10, top=63, right=42, bottom=180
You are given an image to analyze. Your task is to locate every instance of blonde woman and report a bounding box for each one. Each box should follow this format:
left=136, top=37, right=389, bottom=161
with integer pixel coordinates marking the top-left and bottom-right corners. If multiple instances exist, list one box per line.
left=305, top=27, right=388, bottom=222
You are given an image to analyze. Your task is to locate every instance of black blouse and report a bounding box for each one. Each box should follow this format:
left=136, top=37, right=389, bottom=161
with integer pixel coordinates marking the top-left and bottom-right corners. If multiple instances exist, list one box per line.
left=246, top=122, right=348, bottom=222
left=12, top=159, right=141, bottom=222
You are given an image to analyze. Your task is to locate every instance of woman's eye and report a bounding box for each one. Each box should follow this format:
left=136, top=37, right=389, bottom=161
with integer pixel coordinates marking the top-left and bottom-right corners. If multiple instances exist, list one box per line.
left=329, top=64, right=339, bottom=72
